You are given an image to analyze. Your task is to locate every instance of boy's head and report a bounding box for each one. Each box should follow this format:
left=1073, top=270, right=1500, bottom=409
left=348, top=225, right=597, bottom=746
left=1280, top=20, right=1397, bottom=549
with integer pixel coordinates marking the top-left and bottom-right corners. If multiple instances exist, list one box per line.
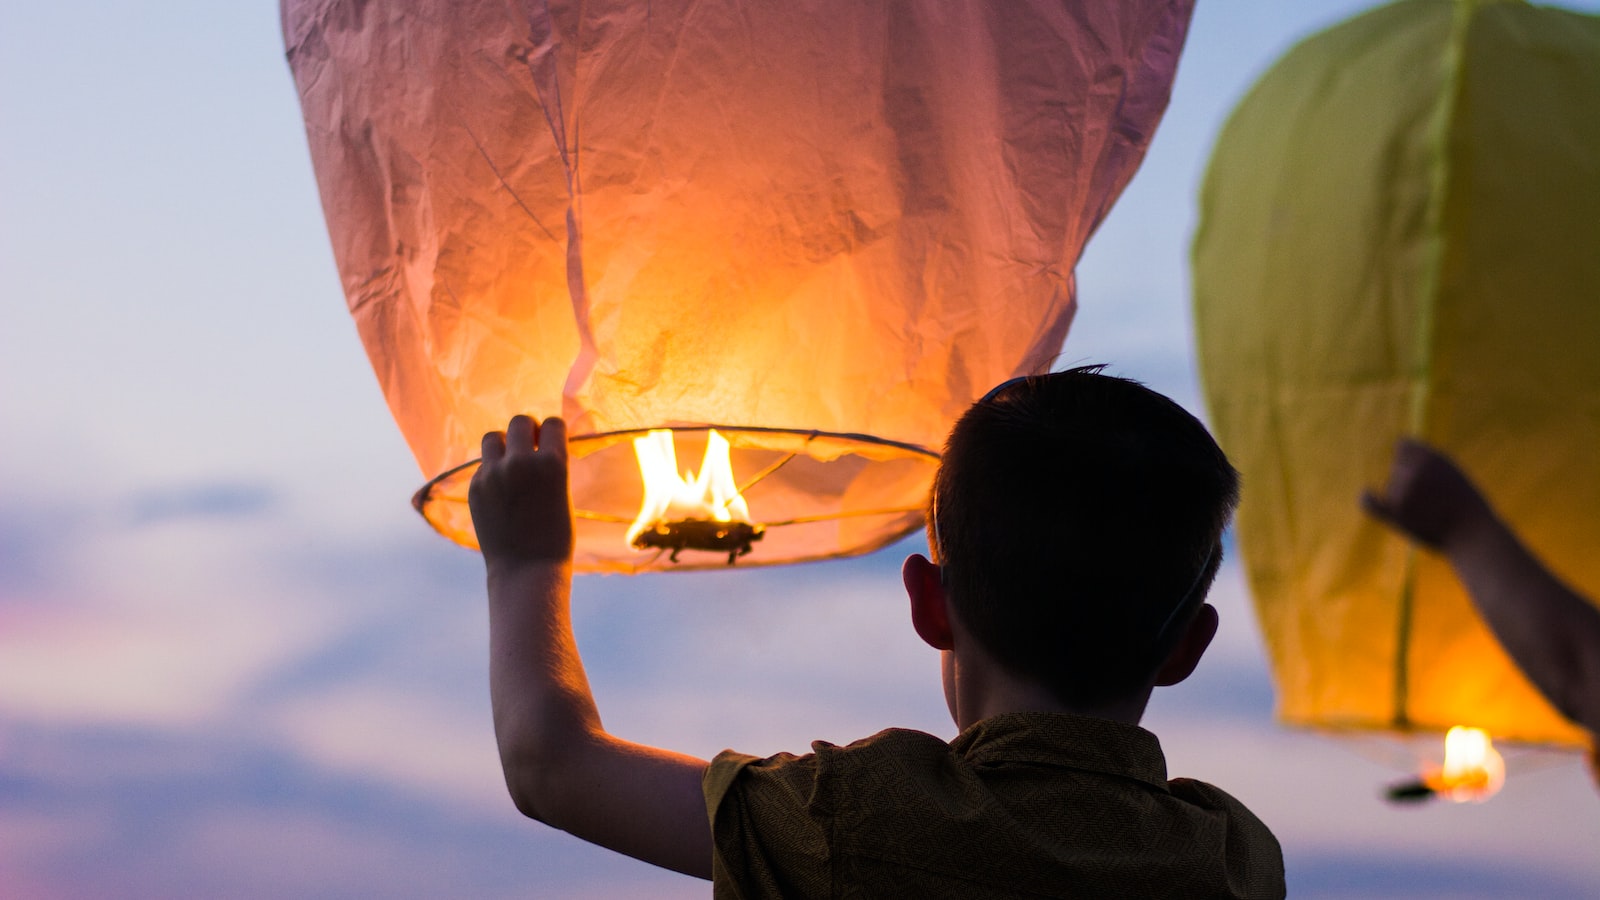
left=926, top=366, right=1240, bottom=708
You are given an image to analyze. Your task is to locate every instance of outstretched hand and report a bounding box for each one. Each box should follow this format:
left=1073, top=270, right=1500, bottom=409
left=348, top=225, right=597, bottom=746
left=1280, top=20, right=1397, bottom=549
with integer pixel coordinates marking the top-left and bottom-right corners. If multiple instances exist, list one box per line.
left=1362, top=439, right=1493, bottom=550
left=1365, top=441, right=1600, bottom=740
left=469, top=415, right=575, bottom=568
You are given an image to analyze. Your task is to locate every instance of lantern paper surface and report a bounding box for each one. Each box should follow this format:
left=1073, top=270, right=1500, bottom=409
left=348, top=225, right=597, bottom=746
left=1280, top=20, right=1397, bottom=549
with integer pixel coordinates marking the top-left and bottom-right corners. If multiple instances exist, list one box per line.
left=1194, top=0, right=1599, bottom=745
left=283, top=0, right=1193, bottom=572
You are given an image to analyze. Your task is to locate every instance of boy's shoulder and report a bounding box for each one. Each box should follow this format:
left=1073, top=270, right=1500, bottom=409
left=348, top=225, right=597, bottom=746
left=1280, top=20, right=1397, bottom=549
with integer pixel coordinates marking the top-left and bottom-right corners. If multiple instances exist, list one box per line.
left=707, top=714, right=1285, bottom=900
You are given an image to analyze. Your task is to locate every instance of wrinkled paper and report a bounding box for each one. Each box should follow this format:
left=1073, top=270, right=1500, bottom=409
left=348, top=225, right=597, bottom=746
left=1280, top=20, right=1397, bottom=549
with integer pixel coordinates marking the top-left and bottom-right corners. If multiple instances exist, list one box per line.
left=1195, top=0, right=1600, bottom=745
left=284, top=0, right=1192, bottom=570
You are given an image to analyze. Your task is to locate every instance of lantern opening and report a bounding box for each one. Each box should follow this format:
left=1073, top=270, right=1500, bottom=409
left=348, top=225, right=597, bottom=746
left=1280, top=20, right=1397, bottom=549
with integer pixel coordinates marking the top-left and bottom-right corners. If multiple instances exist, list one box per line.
left=412, top=426, right=940, bottom=573
left=625, top=429, right=765, bottom=564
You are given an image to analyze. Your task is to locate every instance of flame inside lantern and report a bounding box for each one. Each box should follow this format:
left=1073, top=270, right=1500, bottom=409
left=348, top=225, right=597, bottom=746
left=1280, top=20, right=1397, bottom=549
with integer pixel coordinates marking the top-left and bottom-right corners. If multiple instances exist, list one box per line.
left=625, top=429, right=763, bottom=563
left=1424, top=726, right=1506, bottom=803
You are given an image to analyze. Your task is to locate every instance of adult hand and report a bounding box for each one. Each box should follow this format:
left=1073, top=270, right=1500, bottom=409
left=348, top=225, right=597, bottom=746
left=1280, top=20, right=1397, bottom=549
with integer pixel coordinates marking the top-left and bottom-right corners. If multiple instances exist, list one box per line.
left=1362, top=439, right=1493, bottom=550
left=469, top=415, right=575, bottom=567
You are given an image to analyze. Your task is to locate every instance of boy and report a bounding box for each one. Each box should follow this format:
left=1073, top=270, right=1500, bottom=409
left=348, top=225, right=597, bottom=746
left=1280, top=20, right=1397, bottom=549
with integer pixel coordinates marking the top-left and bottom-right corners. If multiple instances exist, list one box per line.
left=468, top=367, right=1285, bottom=897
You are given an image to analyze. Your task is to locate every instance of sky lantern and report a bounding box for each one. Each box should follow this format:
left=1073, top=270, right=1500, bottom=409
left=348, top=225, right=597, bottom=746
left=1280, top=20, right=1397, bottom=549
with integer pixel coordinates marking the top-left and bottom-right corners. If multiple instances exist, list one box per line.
left=282, top=0, right=1194, bottom=572
left=1193, top=0, right=1600, bottom=771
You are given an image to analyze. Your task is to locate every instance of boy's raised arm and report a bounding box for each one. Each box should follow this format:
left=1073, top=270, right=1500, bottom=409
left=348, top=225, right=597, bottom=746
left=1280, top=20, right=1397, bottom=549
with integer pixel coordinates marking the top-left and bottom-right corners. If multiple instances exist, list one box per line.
left=469, top=415, right=713, bottom=878
left=1364, top=439, right=1600, bottom=736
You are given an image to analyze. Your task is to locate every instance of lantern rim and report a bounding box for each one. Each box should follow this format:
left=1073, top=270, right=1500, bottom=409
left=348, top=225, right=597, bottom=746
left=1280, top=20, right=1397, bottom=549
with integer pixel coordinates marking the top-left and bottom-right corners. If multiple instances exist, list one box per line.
left=411, top=424, right=942, bottom=573
left=412, top=424, right=941, bottom=508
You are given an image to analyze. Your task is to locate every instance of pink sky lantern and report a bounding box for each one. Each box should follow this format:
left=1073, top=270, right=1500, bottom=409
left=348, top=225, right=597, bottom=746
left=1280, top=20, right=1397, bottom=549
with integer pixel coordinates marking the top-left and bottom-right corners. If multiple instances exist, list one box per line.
left=282, top=0, right=1193, bottom=572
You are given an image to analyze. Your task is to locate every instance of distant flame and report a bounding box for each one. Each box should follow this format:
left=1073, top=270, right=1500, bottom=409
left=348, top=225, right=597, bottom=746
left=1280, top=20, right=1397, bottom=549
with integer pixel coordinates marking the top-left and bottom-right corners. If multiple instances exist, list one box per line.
left=625, top=429, right=752, bottom=549
left=1423, top=726, right=1505, bottom=803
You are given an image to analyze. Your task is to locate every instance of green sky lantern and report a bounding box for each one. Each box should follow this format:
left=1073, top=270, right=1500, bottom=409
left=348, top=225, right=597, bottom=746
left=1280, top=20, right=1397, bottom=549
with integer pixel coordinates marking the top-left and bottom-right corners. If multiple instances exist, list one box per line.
left=1194, top=0, right=1600, bottom=749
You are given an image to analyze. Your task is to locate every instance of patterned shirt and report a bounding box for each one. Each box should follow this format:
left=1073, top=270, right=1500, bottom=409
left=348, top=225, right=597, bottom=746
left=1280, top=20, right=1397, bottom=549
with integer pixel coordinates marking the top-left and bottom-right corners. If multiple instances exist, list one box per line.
left=704, top=712, right=1284, bottom=899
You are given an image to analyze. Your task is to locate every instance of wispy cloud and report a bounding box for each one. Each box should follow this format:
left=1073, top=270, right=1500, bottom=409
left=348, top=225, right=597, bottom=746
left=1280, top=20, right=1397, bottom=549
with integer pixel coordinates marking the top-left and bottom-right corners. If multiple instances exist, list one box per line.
left=0, top=719, right=706, bottom=900
left=123, top=481, right=278, bottom=526
left=0, top=499, right=90, bottom=594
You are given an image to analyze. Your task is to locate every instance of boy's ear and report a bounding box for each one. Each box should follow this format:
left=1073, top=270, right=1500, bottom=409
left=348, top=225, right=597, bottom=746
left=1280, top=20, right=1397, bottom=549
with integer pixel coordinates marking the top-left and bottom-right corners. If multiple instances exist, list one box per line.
left=1152, top=603, right=1219, bottom=687
left=903, top=553, right=955, bottom=651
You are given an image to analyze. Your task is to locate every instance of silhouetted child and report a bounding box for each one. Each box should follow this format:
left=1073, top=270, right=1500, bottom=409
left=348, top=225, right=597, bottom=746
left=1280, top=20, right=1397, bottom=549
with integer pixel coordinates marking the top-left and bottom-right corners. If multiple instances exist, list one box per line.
left=468, top=366, right=1285, bottom=897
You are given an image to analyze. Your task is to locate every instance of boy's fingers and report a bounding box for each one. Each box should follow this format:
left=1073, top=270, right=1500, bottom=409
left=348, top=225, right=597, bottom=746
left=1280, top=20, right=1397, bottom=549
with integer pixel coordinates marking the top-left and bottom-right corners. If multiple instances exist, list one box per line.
left=481, top=429, right=507, bottom=464
left=506, top=415, right=537, bottom=455
left=1400, top=437, right=1445, bottom=466
left=537, top=417, right=568, bottom=457
left=1360, top=489, right=1393, bottom=524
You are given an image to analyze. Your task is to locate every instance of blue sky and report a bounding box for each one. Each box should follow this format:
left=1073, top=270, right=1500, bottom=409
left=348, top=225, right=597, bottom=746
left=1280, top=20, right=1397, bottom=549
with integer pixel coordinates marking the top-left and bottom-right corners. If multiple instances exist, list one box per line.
left=2, top=1, right=1598, bottom=897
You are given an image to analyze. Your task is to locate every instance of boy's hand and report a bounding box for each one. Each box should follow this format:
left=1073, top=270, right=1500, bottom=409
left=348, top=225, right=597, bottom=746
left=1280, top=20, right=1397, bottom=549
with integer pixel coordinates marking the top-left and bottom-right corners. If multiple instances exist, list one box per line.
left=469, top=415, right=575, bottom=568
left=1362, top=439, right=1493, bottom=551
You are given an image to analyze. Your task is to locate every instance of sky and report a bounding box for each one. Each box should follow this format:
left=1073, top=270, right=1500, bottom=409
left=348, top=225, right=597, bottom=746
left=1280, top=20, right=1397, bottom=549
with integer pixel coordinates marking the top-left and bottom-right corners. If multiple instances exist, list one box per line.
left=2, top=1, right=1598, bottom=898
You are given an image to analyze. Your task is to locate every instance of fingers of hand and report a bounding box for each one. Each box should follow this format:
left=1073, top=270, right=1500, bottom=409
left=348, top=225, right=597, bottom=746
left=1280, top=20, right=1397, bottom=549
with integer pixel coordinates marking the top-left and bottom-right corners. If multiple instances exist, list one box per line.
left=471, top=414, right=571, bottom=512
left=506, top=415, right=537, bottom=455
left=537, top=417, right=568, bottom=459
left=1399, top=438, right=1449, bottom=468
left=503, top=414, right=571, bottom=457
left=1394, top=437, right=1429, bottom=462
left=481, top=429, right=508, bottom=464
left=1361, top=489, right=1394, bottom=523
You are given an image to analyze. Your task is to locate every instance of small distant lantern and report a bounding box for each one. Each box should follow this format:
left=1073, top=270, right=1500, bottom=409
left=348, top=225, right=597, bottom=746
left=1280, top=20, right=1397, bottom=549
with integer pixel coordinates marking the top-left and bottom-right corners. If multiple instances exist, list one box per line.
left=1194, top=0, right=1600, bottom=750
left=283, top=0, right=1193, bottom=572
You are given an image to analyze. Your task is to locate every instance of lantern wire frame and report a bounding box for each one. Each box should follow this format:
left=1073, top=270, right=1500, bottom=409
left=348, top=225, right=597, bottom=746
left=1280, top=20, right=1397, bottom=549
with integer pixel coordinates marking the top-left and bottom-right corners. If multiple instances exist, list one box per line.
left=413, top=425, right=942, bottom=573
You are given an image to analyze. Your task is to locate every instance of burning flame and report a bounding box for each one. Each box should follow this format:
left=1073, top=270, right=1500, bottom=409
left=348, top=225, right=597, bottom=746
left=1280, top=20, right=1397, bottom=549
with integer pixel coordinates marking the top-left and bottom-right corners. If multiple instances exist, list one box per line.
left=625, top=429, right=752, bottom=548
left=1424, top=726, right=1505, bottom=803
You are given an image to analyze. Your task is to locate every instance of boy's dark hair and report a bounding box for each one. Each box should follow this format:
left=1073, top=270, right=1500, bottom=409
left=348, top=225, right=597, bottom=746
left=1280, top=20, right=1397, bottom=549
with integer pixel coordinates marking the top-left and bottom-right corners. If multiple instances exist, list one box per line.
left=930, top=366, right=1241, bottom=707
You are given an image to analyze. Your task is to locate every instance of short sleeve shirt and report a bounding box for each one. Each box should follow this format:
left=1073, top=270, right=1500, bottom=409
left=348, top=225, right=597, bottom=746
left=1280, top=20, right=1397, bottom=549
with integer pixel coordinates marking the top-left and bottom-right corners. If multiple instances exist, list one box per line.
left=703, top=712, right=1284, bottom=899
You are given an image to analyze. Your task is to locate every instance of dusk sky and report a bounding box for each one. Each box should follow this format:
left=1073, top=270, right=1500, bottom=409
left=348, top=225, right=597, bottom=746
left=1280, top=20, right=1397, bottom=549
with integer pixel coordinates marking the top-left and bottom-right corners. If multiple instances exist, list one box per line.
left=3, top=2, right=1598, bottom=898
